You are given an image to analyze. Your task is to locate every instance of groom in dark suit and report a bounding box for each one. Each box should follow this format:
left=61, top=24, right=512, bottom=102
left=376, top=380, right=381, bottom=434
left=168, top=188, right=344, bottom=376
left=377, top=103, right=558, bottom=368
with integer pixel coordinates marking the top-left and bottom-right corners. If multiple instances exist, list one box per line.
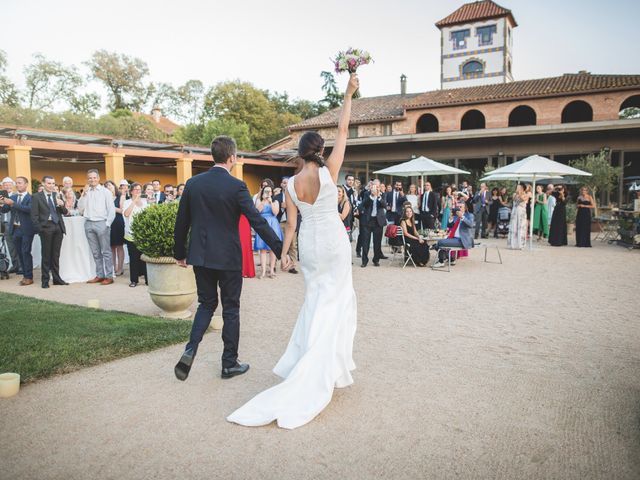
left=174, top=136, right=283, bottom=381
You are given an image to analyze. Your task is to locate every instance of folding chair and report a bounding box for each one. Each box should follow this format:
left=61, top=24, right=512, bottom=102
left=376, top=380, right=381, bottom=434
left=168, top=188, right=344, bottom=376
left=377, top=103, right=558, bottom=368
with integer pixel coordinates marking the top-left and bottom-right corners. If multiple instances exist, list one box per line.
left=396, top=226, right=417, bottom=269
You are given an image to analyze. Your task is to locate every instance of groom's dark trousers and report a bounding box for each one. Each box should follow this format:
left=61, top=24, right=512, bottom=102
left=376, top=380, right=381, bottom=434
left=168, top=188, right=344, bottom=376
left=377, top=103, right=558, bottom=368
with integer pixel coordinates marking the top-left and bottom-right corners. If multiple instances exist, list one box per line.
left=174, top=165, right=283, bottom=368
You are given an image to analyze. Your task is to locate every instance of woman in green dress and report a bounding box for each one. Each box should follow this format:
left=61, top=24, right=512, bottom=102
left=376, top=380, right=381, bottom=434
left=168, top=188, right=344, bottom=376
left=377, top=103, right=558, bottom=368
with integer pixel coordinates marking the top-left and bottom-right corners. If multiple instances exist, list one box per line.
left=532, top=184, right=549, bottom=239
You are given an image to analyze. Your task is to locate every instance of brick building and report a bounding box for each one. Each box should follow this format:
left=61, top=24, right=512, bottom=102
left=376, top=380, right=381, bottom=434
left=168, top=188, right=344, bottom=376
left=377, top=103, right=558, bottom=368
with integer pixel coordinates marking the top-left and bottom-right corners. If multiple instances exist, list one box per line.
left=269, top=0, right=640, bottom=205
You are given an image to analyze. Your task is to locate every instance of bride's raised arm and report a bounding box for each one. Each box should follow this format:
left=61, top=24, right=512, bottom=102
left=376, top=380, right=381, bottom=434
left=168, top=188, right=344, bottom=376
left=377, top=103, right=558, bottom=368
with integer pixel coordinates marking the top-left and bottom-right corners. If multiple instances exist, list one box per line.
left=326, top=74, right=360, bottom=183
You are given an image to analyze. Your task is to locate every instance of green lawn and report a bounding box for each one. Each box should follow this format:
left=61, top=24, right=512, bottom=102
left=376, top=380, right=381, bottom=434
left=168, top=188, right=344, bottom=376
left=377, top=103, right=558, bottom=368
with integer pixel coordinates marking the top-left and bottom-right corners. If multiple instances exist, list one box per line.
left=0, top=292, right=191, bottom=383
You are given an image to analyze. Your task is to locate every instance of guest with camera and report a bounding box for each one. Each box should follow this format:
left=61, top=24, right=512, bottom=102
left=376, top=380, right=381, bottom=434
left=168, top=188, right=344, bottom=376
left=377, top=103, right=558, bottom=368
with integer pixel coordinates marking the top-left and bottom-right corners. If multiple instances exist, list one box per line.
left=1, top=177, right=21, bottom=274
left=1, top=176, right=35, bottom=285
left=432, top=203, right=475, bottom=268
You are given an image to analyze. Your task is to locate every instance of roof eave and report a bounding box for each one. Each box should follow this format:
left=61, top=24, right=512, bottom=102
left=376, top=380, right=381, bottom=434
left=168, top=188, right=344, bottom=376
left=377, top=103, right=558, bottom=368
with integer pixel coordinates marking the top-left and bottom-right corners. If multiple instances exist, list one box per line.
left=435, top=12, right=516, bottom=29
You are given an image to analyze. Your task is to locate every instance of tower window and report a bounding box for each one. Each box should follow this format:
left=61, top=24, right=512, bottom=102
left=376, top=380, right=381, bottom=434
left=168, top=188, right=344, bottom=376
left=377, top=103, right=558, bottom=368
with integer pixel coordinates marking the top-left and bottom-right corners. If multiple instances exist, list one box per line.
left=450, top=29, right=470, bottom=50
left=348, top=126, right=358, bottom=138
left=476, top=25, right=497, bottom=46
left=462, top=60, right=484, bottom=76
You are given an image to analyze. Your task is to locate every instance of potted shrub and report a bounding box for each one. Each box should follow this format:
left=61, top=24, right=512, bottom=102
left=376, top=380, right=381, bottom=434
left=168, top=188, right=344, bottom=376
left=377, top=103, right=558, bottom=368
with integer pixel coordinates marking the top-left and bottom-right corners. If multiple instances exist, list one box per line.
left=131, top=201, right=196, bottom=319
left=565, top=201, right=577, bottom=233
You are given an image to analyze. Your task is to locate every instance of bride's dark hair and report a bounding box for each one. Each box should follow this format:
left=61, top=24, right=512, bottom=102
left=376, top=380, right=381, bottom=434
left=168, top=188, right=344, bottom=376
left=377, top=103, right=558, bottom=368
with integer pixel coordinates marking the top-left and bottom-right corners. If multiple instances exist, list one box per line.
left=297, top=131, right=325, bottom=167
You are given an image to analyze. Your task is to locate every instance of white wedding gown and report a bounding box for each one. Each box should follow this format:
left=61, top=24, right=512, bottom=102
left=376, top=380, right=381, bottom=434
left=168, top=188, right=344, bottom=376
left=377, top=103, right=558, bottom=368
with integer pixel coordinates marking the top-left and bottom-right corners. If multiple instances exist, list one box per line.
left=227, top=166, right=357, bottom=429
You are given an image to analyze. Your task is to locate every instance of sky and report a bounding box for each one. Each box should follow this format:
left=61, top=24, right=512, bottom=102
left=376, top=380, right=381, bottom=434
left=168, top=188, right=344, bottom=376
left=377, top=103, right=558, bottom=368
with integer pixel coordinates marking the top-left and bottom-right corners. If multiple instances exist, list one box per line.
left=2, top=0, right=640, bottom=108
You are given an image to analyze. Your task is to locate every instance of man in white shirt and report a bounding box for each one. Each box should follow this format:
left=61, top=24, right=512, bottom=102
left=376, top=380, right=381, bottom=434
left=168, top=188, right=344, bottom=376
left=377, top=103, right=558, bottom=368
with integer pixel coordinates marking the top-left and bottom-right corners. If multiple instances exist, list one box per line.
left=78, top=169, right=116, bottom=285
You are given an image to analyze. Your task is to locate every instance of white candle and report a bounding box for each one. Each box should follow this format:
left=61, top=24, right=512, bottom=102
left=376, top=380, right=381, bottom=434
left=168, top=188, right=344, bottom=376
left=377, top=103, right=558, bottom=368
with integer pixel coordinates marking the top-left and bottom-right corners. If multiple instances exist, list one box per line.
left=212, top=316, right=224, bottom=331
left=87, top=299, right=100, bottom=309
left=0, top=373, right=20, bottom=398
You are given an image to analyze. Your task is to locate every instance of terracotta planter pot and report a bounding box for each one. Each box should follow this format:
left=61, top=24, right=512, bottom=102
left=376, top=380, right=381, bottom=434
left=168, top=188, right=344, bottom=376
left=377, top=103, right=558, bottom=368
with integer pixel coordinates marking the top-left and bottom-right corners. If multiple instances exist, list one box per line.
left=141, top=255, right=196, bottom=319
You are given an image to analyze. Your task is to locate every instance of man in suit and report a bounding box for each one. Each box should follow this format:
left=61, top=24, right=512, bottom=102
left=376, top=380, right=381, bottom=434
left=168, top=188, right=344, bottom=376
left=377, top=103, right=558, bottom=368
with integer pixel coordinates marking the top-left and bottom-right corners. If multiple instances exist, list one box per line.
left=273, top=177, right=298, bottom=274
left=151, top=179, right=166, bottom=204
left=30, top=175, right=68, bottom=288
left=174, top=136, right=283, bottom=381
left=343, top=174, right=357, bottom=238
left=473, top=182, right=491, bottom=239
left=419, top=181, right=439, bottom=230
left=432, top=203, right=475, bottom=268
left=385, top=181, right=407, bottom=224
left=1, top=176, right=35, bottom=285
left=359, top=183, right=387, bottom=267
left=1, top=176, right=21, bottom=274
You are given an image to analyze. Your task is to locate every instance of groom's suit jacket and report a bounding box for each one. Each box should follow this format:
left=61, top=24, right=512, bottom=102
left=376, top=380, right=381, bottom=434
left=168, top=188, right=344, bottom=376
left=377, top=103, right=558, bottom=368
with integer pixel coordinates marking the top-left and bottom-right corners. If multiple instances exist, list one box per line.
left=174, top=166, right=283, bottom=271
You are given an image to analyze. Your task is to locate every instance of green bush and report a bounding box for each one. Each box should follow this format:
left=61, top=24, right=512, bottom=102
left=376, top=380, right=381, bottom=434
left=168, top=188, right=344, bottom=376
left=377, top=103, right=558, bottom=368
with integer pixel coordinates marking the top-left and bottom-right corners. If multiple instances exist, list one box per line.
left=565, top=202, right=577, bottom=224
left=130, top=201, right=179, bottom=258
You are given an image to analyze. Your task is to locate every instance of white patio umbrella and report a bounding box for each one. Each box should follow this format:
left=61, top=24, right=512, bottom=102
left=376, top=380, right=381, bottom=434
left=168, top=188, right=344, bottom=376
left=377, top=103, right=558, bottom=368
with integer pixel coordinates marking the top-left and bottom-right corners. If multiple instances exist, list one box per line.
left=488, top=155, right=591, bottom=249
left=373, top=156, right=470, bottom=190
left=480, top=173, right=563, bottom=182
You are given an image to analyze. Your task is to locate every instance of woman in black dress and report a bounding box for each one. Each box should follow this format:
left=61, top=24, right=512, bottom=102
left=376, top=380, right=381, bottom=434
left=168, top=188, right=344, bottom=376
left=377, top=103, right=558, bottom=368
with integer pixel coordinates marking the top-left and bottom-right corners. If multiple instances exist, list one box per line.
left=337, top=186, right=352, bottom=233
left=488, top=187, right=500, bottom=232
left=399, top=205, right=430, bottom=266
left=105, top=180, right=126, bottom=276
left=575, top=187, right=595, bottom=247
left=548, top=185, right=568, bottom=246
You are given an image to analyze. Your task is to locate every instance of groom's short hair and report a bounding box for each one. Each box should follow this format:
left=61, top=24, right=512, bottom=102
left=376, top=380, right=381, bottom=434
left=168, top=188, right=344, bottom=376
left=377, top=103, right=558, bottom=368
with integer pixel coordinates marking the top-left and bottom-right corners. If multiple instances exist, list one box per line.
left=211, top=136, right=237, bottom=164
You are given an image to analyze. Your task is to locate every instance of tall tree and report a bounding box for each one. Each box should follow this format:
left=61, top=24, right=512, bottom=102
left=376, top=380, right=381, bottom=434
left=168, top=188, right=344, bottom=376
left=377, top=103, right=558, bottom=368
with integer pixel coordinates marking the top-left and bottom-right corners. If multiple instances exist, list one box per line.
left=202, top=80, right=301, bottom=149
left=570, top=150, right=623, bottom=214
left=319, top=71, right=342, bottom=109
left=174, top=117, right=252, bottom=150
left=87, top=50, right=151, bottom=111
left=175, top=80, right=205, bottom=124
left=22, top=53, right=85, bottom=110
left=0, top=50, right=19, bottom=107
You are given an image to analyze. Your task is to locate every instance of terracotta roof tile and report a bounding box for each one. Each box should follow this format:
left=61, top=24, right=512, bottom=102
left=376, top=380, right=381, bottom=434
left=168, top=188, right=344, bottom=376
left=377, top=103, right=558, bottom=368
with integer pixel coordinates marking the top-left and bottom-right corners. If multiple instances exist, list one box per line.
left=406, top=73, right=640, bottom=109
left=133, top=112, right=180, bottom=135
left=290, top=93, right=421, bottom=129
left=289, top=73, right=640, bottom=130
left=435, top=0, right=517, bottom=28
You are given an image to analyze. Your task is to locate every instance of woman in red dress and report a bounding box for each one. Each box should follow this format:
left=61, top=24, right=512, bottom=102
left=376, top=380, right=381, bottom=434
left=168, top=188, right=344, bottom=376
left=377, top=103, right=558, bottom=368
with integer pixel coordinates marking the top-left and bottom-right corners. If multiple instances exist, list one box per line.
left=239, top=214, right=255, bottom=278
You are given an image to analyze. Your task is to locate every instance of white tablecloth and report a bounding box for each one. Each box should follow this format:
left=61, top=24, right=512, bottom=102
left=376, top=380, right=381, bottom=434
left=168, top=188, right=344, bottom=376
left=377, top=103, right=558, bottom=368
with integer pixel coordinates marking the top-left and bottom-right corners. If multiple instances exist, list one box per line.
left=5, top=216, right=129, bottom=282
left=59, top=216, right=96, bottom=283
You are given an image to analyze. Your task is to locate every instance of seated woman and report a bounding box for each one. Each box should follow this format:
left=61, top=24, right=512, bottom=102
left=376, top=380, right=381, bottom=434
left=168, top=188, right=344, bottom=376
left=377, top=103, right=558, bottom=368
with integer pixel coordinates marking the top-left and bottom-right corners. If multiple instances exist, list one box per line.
left=399, top=205, right=430, bottom=266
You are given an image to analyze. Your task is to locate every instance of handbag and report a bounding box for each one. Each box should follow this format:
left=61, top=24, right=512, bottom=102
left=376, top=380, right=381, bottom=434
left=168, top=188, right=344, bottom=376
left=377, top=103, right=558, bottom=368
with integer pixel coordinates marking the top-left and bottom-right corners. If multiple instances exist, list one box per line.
left=384, top=224, right=398, bottom=238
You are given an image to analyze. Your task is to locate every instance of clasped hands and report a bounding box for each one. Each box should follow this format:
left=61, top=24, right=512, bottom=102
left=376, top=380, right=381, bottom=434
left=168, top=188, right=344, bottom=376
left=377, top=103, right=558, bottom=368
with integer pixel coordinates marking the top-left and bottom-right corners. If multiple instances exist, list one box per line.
left=281, top=254, right=293, bottom=271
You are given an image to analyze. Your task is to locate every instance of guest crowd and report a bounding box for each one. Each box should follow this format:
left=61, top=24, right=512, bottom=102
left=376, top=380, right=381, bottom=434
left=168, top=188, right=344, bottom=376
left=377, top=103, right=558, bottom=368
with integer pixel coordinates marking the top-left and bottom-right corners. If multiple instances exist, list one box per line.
left=1, top=169, right=597, bottom=286
left=0, top=172, right=186, bottom=288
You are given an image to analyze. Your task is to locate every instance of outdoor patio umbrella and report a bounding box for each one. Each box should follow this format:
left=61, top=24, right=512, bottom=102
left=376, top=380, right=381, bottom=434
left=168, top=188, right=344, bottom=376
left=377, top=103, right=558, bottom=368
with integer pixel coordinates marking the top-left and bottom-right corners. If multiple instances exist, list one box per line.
left=373, top=156, right=470, bottom=191
left=480, top=173, right=563, bottom=182
left=488, top=155, right=591, bottom=249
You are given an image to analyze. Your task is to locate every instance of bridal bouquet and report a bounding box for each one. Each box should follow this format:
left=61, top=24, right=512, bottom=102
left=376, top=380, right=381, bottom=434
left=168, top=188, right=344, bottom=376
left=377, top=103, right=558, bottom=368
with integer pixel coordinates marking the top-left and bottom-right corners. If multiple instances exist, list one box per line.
left=333, top=48, right=373, bottom=74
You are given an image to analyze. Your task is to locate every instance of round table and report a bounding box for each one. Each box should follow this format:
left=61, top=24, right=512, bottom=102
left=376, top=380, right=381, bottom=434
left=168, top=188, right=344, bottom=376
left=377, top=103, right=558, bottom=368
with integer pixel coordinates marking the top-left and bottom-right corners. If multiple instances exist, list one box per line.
left=59, top=216, right=96, bottom=283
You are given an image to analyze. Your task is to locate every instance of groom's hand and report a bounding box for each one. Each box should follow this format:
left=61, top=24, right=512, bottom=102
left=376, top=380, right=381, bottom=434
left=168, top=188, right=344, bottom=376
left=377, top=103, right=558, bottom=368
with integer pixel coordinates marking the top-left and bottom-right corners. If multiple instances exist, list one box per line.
left=176, top=258, right=188, bottom=268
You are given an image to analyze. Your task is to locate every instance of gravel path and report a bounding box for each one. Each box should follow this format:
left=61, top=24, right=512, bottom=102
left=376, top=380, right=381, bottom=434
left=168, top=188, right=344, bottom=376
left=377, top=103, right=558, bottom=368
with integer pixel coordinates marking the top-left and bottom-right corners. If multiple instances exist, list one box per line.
left=1, top=238, right=639, bottom=479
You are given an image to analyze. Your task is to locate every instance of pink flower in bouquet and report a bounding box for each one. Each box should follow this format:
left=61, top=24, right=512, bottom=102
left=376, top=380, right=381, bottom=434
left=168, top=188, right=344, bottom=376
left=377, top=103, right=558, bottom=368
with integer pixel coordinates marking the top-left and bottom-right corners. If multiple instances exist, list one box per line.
left=332, top=48, right=373, bottom=74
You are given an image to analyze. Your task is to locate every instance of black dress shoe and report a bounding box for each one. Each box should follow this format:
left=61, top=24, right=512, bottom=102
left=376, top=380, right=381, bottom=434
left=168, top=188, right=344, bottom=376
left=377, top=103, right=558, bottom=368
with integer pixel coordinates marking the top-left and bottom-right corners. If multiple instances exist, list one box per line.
left=361, top=262, right=368, bottom=268
left=174, top=348, right=195, bottom=381
left=373, top=260, right=380, bottom=267
left=221, top=362, right=249, bottom=379
left=42, top=281, right=50, bottom=289
left=379, top=255, right=389, bottom=260
left=53, top=279, right=69, bottom=285
left=288, top=268, right=298, bottom=274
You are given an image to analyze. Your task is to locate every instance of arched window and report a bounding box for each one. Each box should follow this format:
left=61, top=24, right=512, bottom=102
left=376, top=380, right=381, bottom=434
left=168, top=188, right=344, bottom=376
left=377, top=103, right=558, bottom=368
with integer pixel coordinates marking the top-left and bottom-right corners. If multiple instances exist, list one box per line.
left=416, top=114, right=439, bottom=133
left=508, top=105, right=537, bottom=127
left=561, top=100, right=593, bottom=123
left=460, top=110, right=486, bottom=130
left=620, top=95, right=640, bottom=119
left=462, top=60, right=483, bottom=76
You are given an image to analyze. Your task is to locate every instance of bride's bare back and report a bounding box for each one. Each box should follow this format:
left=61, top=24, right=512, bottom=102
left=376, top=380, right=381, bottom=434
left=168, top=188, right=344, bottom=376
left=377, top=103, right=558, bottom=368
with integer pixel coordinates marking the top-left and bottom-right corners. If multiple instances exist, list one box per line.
left=293, top=164, right=322, bottom=205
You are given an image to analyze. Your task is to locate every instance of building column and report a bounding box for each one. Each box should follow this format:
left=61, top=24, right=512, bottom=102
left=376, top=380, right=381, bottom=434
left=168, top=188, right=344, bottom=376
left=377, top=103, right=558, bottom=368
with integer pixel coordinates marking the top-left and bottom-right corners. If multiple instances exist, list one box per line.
left=619, top=151, right=625, bottom=207
left=231, top=161, right=244, bottom=181
left=6, top=145, right=32, bottom=183
left=103, top=152, right=125, bottom=182
left=176, top=157, right=193, bottom=184
left=454, top=158, right=459, bottom=185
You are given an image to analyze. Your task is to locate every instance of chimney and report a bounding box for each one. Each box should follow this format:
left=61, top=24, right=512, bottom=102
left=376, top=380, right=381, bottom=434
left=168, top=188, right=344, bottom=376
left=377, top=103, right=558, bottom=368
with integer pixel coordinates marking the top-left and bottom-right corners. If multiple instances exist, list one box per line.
left=400, top=74, right=407, bottom=95
left=151, top=105, right=162, bottom=123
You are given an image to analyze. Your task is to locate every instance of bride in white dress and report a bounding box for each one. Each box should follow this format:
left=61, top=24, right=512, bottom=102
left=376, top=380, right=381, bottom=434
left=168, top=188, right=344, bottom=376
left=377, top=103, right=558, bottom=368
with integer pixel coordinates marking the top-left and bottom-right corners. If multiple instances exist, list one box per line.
left=227, top=74, right=360, bottom=429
